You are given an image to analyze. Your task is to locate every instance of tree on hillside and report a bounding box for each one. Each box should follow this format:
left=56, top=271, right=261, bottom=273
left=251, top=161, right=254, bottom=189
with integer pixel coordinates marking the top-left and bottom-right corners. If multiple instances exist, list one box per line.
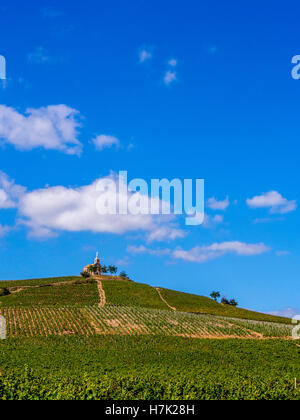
left=221, top=297, right=230, bottom=305
left=80, top=271, right=91, bottom=278
left=88, top=266, right=95, bottom=274
left=108, top=265, right=118, bottom=274
left=88, top=265, right=101, bottom=275
left=120, top=271, right=128, bottom=279
left=210, top=291, right=221, bottom=302
left=102, top=265, right=108, bottom=274
left=221, top=297, right=238, bottom=306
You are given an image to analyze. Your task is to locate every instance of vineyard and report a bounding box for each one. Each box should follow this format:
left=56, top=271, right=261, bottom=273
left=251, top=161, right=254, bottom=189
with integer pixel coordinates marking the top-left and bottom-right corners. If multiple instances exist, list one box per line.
left=0, top=335, right=300, bottom=400
left=0, top=276, right=293, bottom=339
left=0, top=276, right=298, bottom=399
left=0, top=305, right=293, bottom=339
left=0, top=276, right=288, bottom=323
left=1, top=307, right=95, bottom=337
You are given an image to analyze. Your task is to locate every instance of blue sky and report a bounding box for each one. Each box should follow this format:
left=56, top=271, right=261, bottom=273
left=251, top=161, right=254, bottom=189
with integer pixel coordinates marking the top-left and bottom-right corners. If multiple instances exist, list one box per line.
left=0, top=0, right=299, bottom=316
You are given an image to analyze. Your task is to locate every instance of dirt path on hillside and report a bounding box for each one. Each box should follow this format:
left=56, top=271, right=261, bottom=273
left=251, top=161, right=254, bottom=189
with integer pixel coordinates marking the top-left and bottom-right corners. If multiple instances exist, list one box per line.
left=96, top=280, right=106, bottom=307
left=155, top=288, right=177, bottom=311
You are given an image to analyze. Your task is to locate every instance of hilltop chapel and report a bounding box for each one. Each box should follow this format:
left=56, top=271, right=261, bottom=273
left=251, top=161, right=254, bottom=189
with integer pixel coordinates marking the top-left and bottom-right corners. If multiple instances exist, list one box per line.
left=83, top=252, right=102, bottom=275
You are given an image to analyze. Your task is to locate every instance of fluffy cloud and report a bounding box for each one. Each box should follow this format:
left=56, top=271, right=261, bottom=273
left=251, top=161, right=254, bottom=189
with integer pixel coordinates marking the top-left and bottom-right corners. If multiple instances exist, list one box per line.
left=268, top=307, right=298, bottom=319
left=168, top=59, right=177, bottom=67
left=0, top=224, right=10, bottom=237
left=92, top=135, right=120, bottom=151
left=207, top=196, right=230, bottom=211
left=127, top=244, right=171, bottom=257
left=172, top=241, right=270, bottom=263
left=0, top=105, right=82, bottom=155
left=202, top=214, right=224, bottom=229
left=139, top=49, right=152, bottom=63
left=0, top=172, right=25, bottom=209
left=164, top=70, right=177, bottom=85
left=275, top=250, right=290, bottom=256
left=17, top=174, right=183, bottom=240
left=254, top=217, right=284, bottom=224
left=147, top=226, right=185, bottom=242
left=247, top=191, right=297, bottom=214
left=127, top=241, right=270, bottom=263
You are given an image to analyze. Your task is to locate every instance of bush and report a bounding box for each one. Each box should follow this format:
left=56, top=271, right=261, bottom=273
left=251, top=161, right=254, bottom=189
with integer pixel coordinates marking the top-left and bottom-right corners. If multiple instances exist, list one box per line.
left=221, top=297, right=238, bottom=307
left=0, top=287, right=10, bottom=297
left=80, top=271, right=91, bottom=279
left=221, top=297, right=229, bottom=305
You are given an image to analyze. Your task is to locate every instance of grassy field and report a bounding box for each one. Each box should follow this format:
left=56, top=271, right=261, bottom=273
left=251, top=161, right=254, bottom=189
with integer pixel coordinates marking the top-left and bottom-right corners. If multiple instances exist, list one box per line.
left=0, top=336, right=300, bottom=399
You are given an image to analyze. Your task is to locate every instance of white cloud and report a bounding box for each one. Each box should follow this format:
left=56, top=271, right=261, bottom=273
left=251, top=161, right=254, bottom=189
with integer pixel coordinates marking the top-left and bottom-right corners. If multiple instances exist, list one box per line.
left=168, top=59, right=177, bottom=67
left=247, top=191, right=297, bottom=214
left=127, top=244, right=171, bottom=257
left=207, top=196, right=230, bottom=211
left=92, top=135, right=120, bottom=151
left=139, top=49, right=152, bottom=63
left=0, top=224, right=10, bottom=237
left=275, top=250, right=290, bottom=256
left=0, top=105, right=82, bottom=155
left=147, top=226, right=185, bottom=242
left=202, top=214, right=224, bottom=229
left=127, top=241, right=270, bottom=263
left=268, top=307, right=298, bottom=319
left=172, top=241, right=270, bottom=263
left=115, top=256, right=130, bottom=266
left=254, top=217, right=285, bottom=224
left=164, top=71, right=177, bottom=85
left=27, top=47, right=51, bottom=64
left=0, top=172, right=26, bottom=209
left=17, top=174, right=182, bottom=240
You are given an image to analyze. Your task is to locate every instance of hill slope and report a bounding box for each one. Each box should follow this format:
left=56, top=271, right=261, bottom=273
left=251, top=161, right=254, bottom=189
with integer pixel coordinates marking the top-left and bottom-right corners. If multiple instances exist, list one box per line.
left=0, top=276, right=298, bottom=400
left=0, top=276, right=292, bottom=340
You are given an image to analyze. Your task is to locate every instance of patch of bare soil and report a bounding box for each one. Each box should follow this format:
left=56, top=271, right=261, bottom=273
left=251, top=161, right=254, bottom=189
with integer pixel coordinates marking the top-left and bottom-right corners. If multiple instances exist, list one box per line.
left=105, top=319, right=120, bottom=327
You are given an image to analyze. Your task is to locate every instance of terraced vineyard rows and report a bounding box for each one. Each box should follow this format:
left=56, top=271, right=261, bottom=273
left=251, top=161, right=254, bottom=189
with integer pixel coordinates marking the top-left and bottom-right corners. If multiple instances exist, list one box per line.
left=1, top=304, right=292, bottom=339
left=0, top=278, right=293, bottom=340
left=220, top=317, right=294, bottom=338
left=86, top=305, right=261, bottom=338
left=0, top=307, right=95, bottom=337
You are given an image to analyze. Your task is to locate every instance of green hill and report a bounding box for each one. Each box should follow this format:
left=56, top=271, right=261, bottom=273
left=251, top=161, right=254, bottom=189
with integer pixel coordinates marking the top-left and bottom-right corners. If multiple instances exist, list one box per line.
left=155, top=287, right=288, bottom=323
left=0, top=275, right=297, bottom=400
left=0, top=275, right=290, bottom=323
left=0, top=276, right=292, bottom=340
